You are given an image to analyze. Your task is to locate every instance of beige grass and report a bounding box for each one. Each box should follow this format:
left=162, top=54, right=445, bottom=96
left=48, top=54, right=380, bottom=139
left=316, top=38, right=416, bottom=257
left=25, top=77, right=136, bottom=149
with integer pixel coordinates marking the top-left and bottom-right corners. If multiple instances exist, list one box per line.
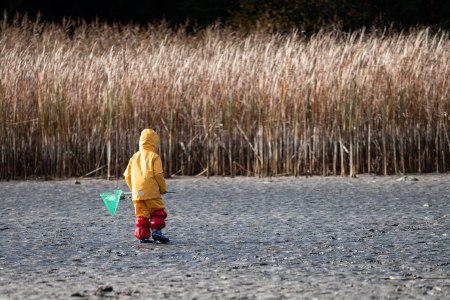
left=1, top=18, right=449, bottom=178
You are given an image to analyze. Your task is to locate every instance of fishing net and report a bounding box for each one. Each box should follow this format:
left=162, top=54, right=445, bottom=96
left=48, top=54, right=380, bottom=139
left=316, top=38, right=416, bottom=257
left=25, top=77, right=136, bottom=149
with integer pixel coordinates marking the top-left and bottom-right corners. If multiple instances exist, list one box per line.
left=100, top=189, right=174, bottom=217
left=100, top=190, right=123, bottom=217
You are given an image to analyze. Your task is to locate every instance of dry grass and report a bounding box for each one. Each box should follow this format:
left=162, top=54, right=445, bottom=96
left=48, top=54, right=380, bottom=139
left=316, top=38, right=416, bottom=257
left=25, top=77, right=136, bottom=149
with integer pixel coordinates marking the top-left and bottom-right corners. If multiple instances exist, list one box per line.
left=1, top=17, right=449, bottom=179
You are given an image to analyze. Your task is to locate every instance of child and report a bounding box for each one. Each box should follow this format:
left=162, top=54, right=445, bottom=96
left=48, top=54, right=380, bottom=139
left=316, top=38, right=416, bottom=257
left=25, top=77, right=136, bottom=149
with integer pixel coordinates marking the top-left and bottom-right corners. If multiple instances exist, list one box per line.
left=124, top=129, right=170, bottom=244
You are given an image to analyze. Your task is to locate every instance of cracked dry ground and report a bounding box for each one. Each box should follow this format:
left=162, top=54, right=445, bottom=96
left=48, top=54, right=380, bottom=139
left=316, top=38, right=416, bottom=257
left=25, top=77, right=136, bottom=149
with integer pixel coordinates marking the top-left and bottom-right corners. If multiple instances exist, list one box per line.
left=1, top=175, right=449, bottom=299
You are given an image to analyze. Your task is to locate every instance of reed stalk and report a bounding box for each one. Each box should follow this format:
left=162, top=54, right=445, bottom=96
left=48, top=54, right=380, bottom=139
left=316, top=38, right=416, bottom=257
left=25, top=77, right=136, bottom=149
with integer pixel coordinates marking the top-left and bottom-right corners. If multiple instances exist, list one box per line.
left=1, top=18, right=449, bottom=179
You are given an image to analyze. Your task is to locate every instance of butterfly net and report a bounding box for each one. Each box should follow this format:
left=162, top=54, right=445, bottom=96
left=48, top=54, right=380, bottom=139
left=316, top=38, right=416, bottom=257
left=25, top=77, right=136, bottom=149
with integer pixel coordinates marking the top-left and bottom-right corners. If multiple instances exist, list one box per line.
left=100, top=190, right=123, bottom=217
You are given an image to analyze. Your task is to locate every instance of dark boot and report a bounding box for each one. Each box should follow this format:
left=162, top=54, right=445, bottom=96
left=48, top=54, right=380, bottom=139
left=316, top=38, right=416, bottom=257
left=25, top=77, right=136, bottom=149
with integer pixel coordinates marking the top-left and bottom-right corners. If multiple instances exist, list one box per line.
left=152, top=230, right=170, bottom=243
left=139, top=238, right=154, bottom=244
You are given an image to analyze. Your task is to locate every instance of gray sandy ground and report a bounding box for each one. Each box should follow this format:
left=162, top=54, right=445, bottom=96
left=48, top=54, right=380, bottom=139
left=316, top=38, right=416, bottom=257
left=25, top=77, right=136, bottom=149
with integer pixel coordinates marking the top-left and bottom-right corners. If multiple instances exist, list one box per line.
left=0, top=175, right=449, bottom=299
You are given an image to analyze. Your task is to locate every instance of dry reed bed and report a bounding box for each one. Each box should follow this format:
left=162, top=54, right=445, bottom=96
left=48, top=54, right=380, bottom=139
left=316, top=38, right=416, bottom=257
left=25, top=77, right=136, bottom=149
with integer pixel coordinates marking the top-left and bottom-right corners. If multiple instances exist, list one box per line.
left=1, top=19, right=449, bottom=179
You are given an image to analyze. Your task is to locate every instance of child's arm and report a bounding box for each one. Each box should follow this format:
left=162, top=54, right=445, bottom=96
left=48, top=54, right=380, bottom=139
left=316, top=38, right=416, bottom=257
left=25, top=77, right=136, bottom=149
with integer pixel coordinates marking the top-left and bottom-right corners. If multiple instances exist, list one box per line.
left=123, top=159, right=133, bottom=191
left=154, top=157, right=167, bottom=194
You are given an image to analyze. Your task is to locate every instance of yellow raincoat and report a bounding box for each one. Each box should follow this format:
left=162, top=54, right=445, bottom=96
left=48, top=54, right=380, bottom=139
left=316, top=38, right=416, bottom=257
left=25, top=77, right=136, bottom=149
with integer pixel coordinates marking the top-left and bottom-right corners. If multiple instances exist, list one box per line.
left=124, top=129, right=167, bottom=217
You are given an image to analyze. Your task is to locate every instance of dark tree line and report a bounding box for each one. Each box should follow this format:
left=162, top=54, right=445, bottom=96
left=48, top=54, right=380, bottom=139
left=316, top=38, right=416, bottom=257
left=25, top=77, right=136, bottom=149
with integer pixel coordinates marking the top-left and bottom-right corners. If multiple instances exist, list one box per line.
left=231, top=0, right=450, bottom=32
left=2, top=0, right=450, bottom=31
left=2, top=0, right=233, bottom=25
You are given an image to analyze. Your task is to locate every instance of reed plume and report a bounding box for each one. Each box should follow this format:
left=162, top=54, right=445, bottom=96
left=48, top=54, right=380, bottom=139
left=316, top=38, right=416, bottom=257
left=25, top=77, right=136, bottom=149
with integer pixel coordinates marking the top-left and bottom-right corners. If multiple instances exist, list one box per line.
left=1, top=17, right=449, bottom=179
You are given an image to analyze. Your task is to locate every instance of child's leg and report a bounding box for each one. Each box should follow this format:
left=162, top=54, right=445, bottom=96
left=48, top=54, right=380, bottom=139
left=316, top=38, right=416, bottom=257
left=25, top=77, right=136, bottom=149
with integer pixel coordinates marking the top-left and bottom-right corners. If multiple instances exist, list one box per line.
left=149, top=209, right=170, bottom=243
left=149, top=209, right=167, bottom=230
left=133, top=200, right=151, bottom=240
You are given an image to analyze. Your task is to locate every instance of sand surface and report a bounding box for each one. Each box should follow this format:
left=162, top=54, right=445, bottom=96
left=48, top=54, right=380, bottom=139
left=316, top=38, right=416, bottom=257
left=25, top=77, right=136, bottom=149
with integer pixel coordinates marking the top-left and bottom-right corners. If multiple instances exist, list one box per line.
left=0, top=175, right=449, bottom=299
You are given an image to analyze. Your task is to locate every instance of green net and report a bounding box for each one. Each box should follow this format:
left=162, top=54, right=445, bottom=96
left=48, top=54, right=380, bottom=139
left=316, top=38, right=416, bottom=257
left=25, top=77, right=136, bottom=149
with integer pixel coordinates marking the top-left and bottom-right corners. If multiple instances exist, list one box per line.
left=100, top=189, right=174, bottom=217
left=100, top=190, right=123, bottom=217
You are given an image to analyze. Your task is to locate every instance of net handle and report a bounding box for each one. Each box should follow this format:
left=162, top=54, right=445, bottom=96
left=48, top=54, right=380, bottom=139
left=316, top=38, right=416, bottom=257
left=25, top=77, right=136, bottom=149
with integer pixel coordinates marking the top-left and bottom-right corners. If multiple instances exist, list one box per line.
left=122, top=191, right=175, bottom=194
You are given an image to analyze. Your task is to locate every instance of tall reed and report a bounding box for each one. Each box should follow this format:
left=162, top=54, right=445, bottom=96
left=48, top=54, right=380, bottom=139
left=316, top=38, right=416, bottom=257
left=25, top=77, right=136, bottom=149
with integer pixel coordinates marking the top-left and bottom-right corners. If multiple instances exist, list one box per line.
left=1, top=17, right=449, bottom=179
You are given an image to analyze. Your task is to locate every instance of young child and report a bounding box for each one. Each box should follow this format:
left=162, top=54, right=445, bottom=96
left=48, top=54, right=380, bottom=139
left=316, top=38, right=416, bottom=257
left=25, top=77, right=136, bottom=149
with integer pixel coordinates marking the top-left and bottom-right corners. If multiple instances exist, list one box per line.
left=124, top=129, right=170, bottom=244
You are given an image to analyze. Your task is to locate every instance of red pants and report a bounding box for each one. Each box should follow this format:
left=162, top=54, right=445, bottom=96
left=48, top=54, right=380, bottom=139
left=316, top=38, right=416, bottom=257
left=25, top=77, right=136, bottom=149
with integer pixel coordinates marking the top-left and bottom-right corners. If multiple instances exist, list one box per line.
left=134, top=209, right=167, bottom=240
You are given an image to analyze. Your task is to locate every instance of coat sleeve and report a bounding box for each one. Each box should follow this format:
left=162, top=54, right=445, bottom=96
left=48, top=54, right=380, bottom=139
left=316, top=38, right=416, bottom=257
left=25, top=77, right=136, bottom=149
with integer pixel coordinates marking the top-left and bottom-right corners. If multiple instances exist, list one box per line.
left=123, top=158, right=133, bottom=191
left=153, top=156, right=167, bottom=194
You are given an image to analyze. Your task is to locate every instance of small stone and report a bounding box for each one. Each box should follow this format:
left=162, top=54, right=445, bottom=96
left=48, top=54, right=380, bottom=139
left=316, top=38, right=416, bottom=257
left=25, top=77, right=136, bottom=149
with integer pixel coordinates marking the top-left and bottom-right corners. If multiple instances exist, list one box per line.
left=95, top=285, right=113, bottom=296
left=70, top=292, right=85, bottom=297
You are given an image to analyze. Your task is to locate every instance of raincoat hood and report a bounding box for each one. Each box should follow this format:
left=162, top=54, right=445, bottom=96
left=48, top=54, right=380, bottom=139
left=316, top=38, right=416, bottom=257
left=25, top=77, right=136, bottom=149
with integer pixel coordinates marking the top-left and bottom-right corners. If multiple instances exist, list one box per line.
left=124, top=128, right=167, bottom=201
left=139, top=129, right=159, bottom=152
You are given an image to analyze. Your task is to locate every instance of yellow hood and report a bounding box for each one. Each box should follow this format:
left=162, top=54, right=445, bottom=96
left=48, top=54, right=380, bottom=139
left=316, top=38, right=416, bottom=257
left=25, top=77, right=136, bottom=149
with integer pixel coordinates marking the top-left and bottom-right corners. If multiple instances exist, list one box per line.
left=123, top=128, right=167, bottom=200
left=139, top=129, right=159, bottom=152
